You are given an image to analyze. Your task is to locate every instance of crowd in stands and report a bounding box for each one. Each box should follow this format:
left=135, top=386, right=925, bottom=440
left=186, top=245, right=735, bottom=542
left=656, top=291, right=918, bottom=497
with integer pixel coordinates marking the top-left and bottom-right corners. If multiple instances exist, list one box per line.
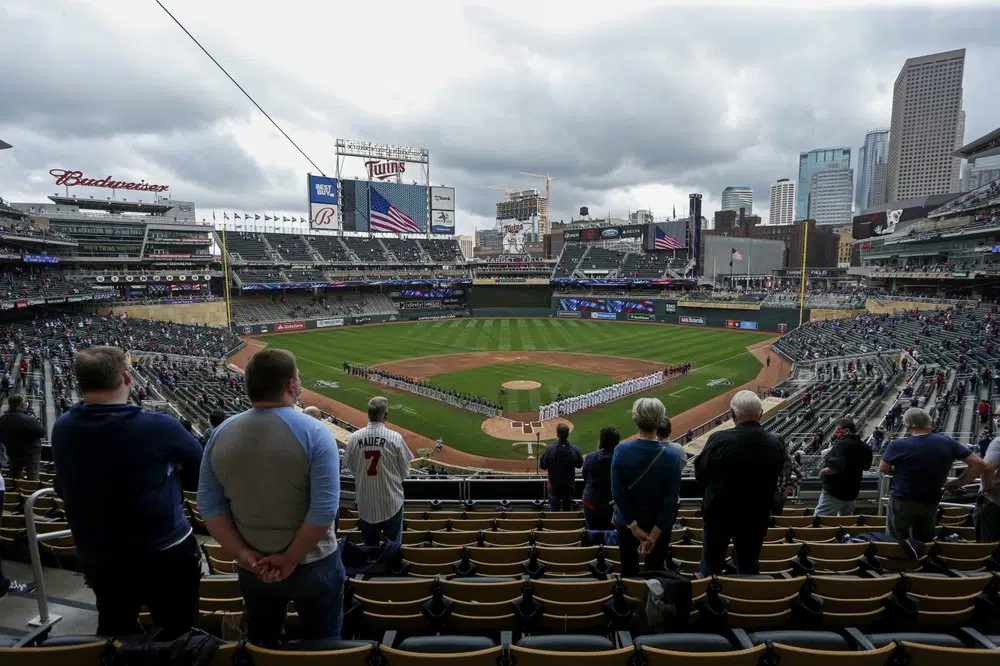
left=231, top=293, right=397, bottom=325
left=0, top=267, right=86, bottom=302
left=343, top=361, right=502, bottom=417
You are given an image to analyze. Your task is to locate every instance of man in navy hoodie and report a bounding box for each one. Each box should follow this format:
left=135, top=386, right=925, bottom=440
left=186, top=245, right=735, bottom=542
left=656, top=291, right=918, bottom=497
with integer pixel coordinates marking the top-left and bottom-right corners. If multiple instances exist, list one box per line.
left=539, top=423, right=583, bottom=511
left=52, top=346, right=203, bottom=638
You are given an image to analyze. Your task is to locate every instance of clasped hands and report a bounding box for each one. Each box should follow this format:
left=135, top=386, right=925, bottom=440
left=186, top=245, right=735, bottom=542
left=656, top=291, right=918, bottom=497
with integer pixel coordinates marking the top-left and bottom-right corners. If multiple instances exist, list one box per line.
left=630, top=524, right=658, bottom=556
left=237, top=548, right=297, bottom=583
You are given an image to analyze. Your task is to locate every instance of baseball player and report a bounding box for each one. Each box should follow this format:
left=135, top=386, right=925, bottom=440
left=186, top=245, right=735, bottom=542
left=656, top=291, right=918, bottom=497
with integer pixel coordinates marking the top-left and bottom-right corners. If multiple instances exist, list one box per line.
left=343, top=396, right=413, bottom=546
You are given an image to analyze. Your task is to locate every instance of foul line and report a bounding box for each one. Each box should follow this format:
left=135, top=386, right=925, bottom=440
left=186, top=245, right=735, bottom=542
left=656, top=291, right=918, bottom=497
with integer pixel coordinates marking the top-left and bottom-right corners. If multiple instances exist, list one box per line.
left=670, top=387, right=696, bottom=397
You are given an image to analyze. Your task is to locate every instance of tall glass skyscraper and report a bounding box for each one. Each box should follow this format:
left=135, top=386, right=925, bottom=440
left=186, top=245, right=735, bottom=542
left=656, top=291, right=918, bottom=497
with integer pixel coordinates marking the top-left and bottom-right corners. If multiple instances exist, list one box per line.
left=721, top=186, right=753, bottom=214
left=855, top=129, right=889, bottom=213
left=796, top=148, right=851, bottom=220
left=808, top=165, right=854, bottom=226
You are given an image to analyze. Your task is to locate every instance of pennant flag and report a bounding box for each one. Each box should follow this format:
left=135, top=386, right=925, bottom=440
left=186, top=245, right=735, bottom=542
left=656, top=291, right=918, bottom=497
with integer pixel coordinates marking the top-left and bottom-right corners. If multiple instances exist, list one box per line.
left=654, top=227, right=683, bottom=250
left=255, top=214, right=261, bottom=221
left=223, top=212, right=228, bottom=220
left=369, top=187, right=420, bottom=233
left=264, top=215, right=271, bottom=221
left=234, top=213, right=241, bottom=220
left=212, top=211, right=216, bottom=221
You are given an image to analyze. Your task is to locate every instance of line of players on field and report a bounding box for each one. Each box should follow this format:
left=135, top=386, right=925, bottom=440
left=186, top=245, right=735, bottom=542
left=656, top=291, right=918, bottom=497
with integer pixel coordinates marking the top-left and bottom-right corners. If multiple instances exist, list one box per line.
left=537, top=363, right=691, bottom=422
left=343, top=361, right=502, bottom=417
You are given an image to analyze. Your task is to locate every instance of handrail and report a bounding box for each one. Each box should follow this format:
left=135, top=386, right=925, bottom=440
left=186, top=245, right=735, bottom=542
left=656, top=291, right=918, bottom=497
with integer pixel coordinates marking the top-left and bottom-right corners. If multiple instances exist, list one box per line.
left=24, top=487, right=70, bottom=628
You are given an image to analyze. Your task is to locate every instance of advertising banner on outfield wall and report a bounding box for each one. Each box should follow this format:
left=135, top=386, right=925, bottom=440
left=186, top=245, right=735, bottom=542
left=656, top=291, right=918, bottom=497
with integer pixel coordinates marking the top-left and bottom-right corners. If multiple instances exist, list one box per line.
left=275, top=321, right=306, bottom=332
left=662, top=303, right=677, bottom=313
left=589, top=312, right=618, bottom=320
left=316, top=318, right=345, bottom=328
left=556, top=310, right=582, bottom=318
left=679, top=315, right=706, bottom=326
left=430, top=186, right=455, bottom=211
left=627, top=313, right=655, bottom=321
left=726, top=319, right=760, bottom=330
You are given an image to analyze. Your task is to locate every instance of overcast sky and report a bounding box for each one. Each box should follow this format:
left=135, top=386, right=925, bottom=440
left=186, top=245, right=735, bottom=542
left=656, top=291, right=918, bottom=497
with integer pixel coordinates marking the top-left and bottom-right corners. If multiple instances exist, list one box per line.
left=1, top=0, right=998, bottom=235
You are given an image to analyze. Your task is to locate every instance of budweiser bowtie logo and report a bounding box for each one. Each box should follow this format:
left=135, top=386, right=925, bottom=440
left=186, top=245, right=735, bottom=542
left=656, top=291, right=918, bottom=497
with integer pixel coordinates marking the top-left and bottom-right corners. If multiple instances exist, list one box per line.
left=364, top=160, right=405, bottom=181
left=49, top=169, right=169, bottom=193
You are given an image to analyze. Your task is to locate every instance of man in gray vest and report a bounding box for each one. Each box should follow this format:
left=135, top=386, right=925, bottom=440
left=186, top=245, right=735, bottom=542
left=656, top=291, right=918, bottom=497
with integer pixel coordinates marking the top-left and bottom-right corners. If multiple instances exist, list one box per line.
left=198, top=349, right=342, bottom=645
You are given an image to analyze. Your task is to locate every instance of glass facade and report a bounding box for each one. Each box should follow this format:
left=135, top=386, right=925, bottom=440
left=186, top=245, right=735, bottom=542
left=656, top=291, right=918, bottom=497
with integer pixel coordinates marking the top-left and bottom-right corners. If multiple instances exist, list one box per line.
left=855, top=129, right=889, bottom=213
left=796, top=148, right=851, bottom=220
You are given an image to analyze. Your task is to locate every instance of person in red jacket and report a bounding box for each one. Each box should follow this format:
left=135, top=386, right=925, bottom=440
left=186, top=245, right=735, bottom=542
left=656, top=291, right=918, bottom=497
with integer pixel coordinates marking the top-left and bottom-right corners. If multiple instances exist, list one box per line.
left=979, top=399, right=992, bottom=427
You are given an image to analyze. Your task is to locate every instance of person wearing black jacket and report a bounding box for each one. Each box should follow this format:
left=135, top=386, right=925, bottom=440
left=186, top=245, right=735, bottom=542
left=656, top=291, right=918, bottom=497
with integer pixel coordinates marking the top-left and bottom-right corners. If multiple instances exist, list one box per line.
left=580, top=427, right=619, bottom=530
left=0, top=395, right=46, bottom=481
left=539, top=423, right=583, bottom=511
left=815, top=418, right=873, bottom=516
left=695, top=390, right=784, bottom=577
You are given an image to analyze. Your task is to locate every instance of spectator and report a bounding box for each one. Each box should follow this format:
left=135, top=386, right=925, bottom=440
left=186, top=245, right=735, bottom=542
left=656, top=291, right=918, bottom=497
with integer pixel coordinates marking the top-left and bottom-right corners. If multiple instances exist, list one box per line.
left=978, top=399, right=991, bottom=427
left=695, top=390, right=785, bottom=577
left=581, top=427, right=619, bottom=530
left=539, top=423, right=583, bottom=511
left=0, top=394, right=46, bottom=481
left=975, top=406, right=1000, bottom=542
left=53, top=346, right=203, bottom=639
left=198, top=348, right=343, bottom=644
left=611, top=398, right=683, bottom=576
left=773, top=436, right=803, bottom=515
left=880, top=407, right=985, bottom=553
left=303, top=406, right=324, bottom=420
left=201, top=410, right=227, bottom=448
left=655, top=417, right=687, bottom=462
left=343, top=396, right=413, bottom=546
left=815, top=418, right=873, bottom=516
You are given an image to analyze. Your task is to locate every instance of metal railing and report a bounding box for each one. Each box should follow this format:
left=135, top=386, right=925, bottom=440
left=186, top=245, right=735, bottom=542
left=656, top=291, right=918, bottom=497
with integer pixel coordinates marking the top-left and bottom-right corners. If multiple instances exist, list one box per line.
left=23, top=488, right=70, bottom=628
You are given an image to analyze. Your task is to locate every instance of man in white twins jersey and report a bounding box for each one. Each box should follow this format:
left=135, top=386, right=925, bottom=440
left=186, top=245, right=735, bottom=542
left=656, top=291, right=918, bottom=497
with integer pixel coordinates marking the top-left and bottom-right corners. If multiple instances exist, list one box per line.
left=343, top=396, right=414, bottom=546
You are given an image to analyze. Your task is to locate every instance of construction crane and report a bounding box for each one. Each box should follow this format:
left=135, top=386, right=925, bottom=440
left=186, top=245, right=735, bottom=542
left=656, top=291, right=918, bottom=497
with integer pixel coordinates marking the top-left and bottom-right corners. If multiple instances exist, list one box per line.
left=519, top=172, right=557, bottom=236
left=479, top=185, right=517, bottom=196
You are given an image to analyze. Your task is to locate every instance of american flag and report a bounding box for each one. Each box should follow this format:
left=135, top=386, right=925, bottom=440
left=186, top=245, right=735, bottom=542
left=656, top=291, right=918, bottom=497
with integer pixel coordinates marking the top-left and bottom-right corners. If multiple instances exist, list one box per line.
left=731, top=248, right=744, bottom=261
left=654, top=227, right=683, bottom=250
left=369, top=188, right=420, bottom=233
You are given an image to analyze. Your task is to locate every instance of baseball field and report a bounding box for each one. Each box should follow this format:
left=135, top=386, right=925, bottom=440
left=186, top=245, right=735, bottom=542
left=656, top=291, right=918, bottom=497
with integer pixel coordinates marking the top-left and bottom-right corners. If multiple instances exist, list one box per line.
left=253, top=318, right=772, bottom=459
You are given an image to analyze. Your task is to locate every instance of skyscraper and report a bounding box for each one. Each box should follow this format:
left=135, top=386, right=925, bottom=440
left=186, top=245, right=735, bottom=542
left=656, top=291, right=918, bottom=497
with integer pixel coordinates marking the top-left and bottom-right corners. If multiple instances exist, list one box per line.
left=721, top=186, right=753, bottom=214
left=796, top=148, right=852, bottom=219
left=768, top=178, right=796, bottom=226
left=855, top=129, right=889, bottom=213
left=886, top=49, right=965, bottom=202
left=808, top=165, right=854, bottom=226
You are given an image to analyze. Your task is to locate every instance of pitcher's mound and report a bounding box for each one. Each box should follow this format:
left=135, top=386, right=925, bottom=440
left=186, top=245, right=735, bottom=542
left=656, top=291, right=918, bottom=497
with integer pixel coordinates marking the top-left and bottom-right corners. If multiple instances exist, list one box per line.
left=503, top=380, right=541, bottom=390
left=482, top=415, right=573, bottom=441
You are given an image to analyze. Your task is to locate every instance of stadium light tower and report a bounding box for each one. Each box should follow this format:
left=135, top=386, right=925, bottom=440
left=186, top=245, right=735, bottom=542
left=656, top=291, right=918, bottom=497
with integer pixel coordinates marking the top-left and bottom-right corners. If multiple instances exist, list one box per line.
left=519, top=172, right=557, bottom=236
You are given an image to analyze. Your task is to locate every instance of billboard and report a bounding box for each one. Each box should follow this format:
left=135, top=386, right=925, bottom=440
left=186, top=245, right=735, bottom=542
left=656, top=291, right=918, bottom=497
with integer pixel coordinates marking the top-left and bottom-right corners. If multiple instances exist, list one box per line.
left=339, top=180, right=429, bottom=233
left=562, top=225, right=644, bottom=243
left=679, top=315, right=706, bottom=326
left=431, top=210, right=455, bottom=235
left=851, top=204, right=940, bottom=240
left=430, top=187, right=455, bottom=211
left=726, top=319, right=760, bottom=330
left=308, top=175, right=339, bottom=230
left=557, top=297, right=656, bottom=314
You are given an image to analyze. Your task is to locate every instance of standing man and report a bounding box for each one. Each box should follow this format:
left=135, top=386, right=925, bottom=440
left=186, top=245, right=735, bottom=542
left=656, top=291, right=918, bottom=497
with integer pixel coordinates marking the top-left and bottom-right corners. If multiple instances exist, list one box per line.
left=815, top=418, right=873, bottom=516
left=343, top=396, right=413, bottom=546
left=880, top=407, right=985, bottom=553
left=0, top=395, right=46, bottom=481
left=695, top=390, right=785, bottom=576
left=52, top=346, right=203, bottom=639
left=199, top=348, right=343, bottom=645
left=539, top=423, right=583, bottom=511
left=974, top=405, right=1000, bottom=542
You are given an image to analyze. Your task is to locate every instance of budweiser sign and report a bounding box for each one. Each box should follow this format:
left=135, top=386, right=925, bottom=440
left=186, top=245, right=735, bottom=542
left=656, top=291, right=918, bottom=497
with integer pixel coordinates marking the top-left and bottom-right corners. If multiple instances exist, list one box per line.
left=364, top=160, right=405, bottom=181
left=49, top=169, right=169, bottom=193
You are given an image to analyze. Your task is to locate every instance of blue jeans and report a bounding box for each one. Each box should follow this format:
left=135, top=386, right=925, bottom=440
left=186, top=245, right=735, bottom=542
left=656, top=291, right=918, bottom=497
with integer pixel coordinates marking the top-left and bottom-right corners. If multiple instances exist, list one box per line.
left=358, top=506, right=404, bottom=547
left=548, top=488, right=574, bottom=511
left=699, top=515, right=768, bottom=578
left=238, top=551, right=345, bottom=646
left=814, top=491, right=856, bottom=517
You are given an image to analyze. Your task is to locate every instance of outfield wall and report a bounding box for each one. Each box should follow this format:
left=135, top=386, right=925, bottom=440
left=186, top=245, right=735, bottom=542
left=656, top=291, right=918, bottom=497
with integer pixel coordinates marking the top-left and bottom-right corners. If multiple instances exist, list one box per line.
left=473, top=307, right=552, bottom=317
left=470, top=285, right=552, bottom=309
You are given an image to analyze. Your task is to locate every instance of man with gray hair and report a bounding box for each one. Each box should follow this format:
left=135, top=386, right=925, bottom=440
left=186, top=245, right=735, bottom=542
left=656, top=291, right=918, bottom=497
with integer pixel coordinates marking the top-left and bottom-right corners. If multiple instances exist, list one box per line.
left=344, top=396, right=413, bottom=546
left=880, top=407, right=985, bottom=551
left=695, top=390, right=785, bottom=576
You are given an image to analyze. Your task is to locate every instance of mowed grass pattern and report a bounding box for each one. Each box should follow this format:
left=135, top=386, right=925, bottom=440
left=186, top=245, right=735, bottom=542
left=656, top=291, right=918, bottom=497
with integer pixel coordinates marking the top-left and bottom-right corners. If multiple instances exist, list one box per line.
left=262, top=319, right=771, bottom=458
left=430, top=362, right=617, bottom=415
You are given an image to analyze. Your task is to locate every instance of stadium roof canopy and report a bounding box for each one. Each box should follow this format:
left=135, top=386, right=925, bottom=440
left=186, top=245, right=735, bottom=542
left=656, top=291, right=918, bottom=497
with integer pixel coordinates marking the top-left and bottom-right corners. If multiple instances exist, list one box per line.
left=858, top=193, right=959, bottom=216
left=953, top=126, right=1000, bottom=160
left=47, top=195, right=171, bottom=214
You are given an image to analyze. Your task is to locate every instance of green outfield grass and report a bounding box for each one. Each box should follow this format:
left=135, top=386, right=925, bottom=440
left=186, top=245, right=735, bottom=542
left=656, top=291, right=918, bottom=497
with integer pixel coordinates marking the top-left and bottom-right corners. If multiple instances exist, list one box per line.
left=260, top=318, right=772, bottom=458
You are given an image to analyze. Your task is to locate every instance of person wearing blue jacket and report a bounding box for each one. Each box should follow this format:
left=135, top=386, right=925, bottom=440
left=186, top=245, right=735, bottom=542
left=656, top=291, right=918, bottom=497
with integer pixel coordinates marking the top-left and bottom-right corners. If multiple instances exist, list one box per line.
left=52, top=346, right=203, bottom=639
left=539, top=423, right=583, bottom=510
left=581, top=427, right=620, bottom=530
left=612, top=398, right=683, bottom=576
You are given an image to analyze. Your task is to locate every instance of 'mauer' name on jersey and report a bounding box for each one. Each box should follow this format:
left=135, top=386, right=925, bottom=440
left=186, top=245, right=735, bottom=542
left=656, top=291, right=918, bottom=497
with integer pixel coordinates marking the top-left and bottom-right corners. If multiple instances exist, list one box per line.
left=358, top=436, right=389, bottom=449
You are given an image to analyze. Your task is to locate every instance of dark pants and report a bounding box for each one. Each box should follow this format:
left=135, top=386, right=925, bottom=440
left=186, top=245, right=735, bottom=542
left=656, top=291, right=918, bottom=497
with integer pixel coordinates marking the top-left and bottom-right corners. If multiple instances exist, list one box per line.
left=617, top=525, right=671, bottom=577
left=238, top=551, right=346, bottom=646
left=83, top=534, right=201, bottom=639
left=583, top=505, right=613, bottom=531
left=974, top=495, right=1000, bottom=543
left=885, top=497, right=937, bottom=543
left=358, top=506, right=404, bottom=547
left=0, top=491, right=8, bottom=589
left=8, top=452, right=40, bottom=481
left=548, top=488, right=574, bottom=512
left=700, top=515, right=769, bottom=577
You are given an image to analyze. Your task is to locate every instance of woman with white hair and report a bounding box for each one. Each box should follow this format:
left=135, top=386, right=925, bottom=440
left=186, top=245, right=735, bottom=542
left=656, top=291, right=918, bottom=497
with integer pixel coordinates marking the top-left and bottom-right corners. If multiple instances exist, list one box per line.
left=695, top=390, right=785, bottom=577
left=610, top=397, right=684, bottom=576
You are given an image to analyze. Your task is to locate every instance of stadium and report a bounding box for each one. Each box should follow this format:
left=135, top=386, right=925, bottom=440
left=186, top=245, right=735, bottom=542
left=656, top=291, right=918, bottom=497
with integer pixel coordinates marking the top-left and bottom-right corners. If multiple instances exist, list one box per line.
left=1, top=41, right=1000, bottom=666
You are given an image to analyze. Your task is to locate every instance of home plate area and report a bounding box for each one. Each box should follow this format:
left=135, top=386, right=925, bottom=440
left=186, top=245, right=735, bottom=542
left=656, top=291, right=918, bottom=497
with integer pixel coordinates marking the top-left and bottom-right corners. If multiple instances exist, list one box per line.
left=511, top=420, right=543, bottom=434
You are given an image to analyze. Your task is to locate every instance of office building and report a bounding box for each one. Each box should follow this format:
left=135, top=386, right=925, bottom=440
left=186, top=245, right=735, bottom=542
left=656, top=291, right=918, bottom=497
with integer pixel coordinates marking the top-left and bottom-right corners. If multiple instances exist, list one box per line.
left=721, top=186, right=753, bottom=215
left=855, top=129, right=889, bottom=213
left=796, top=148, right=851, bottom=219
left=886, top=49, right=966, bottom=201
left=808, top=165, right=854, bottom=226
left=871, top=163, right=889, bottom=208
left=962, top=159, right=1000, bottom=191
left=456, top=234, right=474, bottom=259
left=768, top=178, right=796, bottom=226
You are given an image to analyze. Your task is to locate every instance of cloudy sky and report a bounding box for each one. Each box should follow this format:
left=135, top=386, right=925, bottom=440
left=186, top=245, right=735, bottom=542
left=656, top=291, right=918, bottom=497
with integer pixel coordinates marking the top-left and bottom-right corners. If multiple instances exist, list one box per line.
left=1, top=0, right=998, bottom=235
